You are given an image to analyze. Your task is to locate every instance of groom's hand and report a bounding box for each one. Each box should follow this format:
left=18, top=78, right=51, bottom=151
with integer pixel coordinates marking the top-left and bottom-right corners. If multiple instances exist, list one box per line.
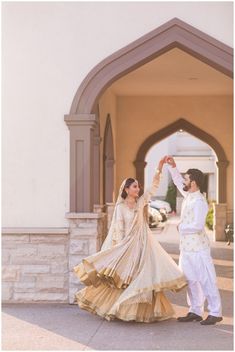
left=158, top=156, right=168, bottom=172
left=166, top=155, right=176, bottom=168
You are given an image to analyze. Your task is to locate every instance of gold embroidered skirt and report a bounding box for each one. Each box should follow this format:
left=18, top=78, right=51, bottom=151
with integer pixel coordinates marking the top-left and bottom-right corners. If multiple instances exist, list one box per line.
left=73, top=226, right=187, bottom=323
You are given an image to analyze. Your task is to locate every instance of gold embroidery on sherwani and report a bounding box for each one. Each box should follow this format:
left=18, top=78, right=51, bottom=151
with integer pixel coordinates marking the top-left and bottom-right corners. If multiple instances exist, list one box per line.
left=73, top=170, right=188, bottom=322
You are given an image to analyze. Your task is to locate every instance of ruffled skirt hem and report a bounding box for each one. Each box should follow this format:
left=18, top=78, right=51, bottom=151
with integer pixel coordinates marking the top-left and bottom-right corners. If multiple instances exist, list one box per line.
left=75, top=283, right=175, bottom=323
left=73, top=227, right=188, bottom=323
left=73, top=260, right=187, bottom=293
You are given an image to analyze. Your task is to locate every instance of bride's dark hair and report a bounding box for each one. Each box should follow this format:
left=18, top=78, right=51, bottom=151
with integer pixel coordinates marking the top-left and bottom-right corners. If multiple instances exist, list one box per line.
left=121, top=178, right=136, bottom=199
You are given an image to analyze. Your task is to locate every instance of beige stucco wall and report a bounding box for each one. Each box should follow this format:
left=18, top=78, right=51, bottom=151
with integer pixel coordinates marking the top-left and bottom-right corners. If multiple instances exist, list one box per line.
left=113, top=95, right=233, bottom=213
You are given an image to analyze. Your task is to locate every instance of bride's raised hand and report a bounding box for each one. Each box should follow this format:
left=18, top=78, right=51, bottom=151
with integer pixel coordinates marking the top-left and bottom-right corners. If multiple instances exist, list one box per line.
left=157, top=156, right=167, bottom=172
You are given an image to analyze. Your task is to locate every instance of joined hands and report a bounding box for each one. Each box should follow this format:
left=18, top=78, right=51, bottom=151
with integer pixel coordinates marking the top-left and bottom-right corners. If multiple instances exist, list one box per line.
left=158, top=155, right=176, bottom=172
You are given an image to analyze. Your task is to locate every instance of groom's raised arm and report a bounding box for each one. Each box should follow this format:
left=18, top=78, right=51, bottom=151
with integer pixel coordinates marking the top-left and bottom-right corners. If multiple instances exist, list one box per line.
left=166, top=160, right=187, bottom=198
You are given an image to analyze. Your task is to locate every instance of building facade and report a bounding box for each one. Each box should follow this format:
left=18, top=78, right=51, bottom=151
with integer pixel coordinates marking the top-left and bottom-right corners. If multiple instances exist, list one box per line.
left=2, top=2, right=233, bottom=303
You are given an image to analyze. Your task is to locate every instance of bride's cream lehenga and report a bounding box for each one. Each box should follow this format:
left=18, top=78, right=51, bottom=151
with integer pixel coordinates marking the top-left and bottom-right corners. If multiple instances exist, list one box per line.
left=73, top=170, right=188, bottom=323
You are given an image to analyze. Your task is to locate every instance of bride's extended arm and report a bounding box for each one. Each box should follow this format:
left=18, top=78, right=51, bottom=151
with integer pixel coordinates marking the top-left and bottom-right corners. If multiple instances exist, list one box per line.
left=141, top=158, right=165, bottom=204
left=142, top=169, right=162, bottom=203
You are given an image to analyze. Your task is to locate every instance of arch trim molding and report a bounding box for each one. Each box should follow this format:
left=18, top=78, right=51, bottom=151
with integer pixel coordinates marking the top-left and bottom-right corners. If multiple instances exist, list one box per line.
left=69, top=17, right=233, bottom=115
left=134, top=118, right=229, bottom=203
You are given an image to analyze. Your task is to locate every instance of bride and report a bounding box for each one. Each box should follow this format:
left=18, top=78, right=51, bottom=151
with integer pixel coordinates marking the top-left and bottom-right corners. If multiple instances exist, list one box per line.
left=73, top=157, right=187, bottom=323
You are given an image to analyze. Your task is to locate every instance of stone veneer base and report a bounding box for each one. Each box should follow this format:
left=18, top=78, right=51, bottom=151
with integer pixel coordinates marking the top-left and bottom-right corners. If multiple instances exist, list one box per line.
left=2, top=211, right=107, bottom=304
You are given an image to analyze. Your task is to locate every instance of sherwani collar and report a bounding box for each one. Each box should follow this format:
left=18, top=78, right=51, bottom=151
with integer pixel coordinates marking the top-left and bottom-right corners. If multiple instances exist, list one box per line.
left=187, top=190, right=201, bottom=199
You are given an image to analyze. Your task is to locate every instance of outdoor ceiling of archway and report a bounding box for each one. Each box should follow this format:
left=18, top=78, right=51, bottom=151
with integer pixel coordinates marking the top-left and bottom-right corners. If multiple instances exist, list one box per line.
left=109, top=48, right=233, bottom=96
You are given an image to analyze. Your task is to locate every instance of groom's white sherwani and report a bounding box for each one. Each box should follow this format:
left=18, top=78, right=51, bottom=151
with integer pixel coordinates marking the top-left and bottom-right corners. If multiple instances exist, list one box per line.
left=168, top=165, right=222, bottom=317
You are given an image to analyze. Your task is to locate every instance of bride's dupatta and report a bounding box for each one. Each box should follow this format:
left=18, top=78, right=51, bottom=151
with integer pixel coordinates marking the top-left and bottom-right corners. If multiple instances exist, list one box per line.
left=101, top=169, right=162, bottom=251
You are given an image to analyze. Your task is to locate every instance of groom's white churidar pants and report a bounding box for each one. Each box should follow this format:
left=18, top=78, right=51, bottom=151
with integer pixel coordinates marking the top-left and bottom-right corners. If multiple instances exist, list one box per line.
left=179, top=248, right=222, bottom=317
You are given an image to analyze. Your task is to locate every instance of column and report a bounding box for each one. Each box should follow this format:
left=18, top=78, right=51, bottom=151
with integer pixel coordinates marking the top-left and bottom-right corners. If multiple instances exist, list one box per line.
left=216, top=160, right=229, bottom=203
left=213, top=203, right=227, bottom=241
left=133, top=160, right=147, bottom=196
left=64, top=114, right=97, bottom=212
left=93, top=135, right=102, bottom=205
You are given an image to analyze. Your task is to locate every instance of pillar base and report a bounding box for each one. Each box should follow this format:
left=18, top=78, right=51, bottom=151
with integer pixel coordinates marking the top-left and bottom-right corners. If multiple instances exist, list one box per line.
left=65, top=211, right=107, bottom=304
left=213, top=203, right=227, bottom=241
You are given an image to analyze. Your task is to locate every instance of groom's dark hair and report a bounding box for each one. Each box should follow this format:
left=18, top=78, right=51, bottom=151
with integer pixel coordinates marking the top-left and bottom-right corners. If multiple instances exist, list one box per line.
left=186, top=168, right=204, bottom=192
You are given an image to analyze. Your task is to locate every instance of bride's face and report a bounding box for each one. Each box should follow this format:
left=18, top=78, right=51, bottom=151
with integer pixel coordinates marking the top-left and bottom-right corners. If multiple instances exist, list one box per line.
left=126, top=181, right=140, bottom=198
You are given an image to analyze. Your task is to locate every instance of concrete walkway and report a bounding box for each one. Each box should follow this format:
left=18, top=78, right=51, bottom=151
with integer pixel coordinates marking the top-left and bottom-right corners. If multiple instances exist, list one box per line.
left=2, top=216, right=233, bottom=350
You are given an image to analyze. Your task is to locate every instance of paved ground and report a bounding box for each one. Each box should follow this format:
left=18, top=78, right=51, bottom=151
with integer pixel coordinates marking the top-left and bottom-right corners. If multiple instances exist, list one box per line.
left=2, top=216, right=233, bottom=350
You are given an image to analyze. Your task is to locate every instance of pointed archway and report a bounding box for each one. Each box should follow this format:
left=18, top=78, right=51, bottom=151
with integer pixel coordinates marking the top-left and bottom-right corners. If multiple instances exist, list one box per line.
left=134, top=118, right=229, bottom=203
left=103, top=115, right=115, bottom=203
left=64, top=17, right=233, bottom=212
left=69, top=17, right=233, bottom=115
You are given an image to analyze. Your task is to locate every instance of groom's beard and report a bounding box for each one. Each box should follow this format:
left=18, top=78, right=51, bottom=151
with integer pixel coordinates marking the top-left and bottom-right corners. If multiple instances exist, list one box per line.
left=183, top=184, right=190, bottom=191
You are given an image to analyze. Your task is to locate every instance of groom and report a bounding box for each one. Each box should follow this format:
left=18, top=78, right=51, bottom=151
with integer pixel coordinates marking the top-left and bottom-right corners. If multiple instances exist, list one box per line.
left=163, top=155, right=222, bottom=325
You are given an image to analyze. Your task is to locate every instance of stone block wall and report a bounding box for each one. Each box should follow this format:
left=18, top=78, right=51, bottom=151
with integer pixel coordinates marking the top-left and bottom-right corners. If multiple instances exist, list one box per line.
left=65, top=212, right=107, bottom=304
left=2, top=212, right=107, bottom=304
left=2, top=229, right=69, bottom=302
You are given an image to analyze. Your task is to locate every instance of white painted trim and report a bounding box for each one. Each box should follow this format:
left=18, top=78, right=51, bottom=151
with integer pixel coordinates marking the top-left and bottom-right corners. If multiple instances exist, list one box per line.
left=2, top=228, right=69, bottom=234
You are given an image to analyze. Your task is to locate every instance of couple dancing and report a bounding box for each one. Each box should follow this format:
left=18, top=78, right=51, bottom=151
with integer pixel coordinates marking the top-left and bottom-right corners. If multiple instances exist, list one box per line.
left=73, top=156, right=222, bottom=325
